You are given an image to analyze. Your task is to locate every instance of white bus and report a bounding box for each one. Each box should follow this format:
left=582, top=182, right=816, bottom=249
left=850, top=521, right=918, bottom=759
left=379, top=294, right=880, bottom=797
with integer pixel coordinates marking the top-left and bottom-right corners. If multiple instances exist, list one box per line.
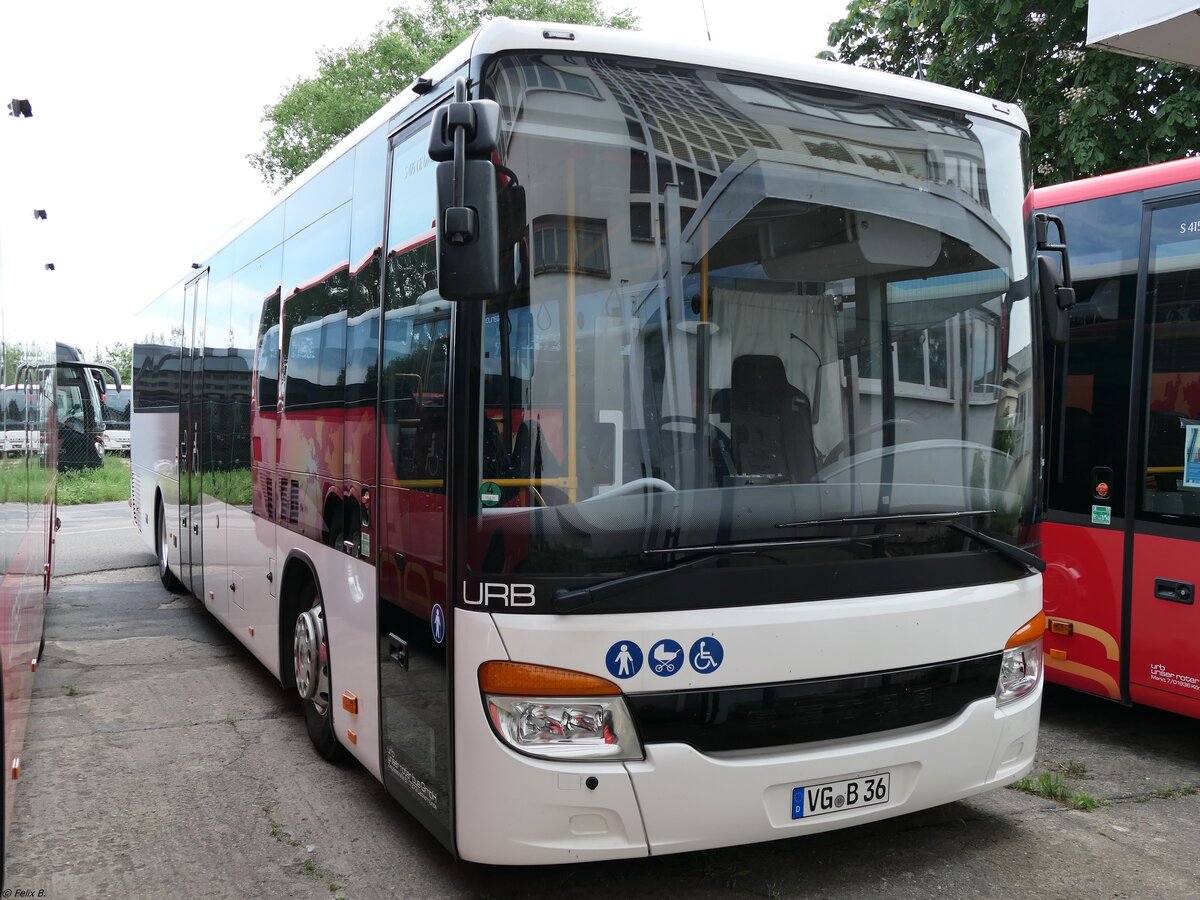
left=133, top=19, right=1052, bottom=864
left=1, top=386, right=29, bottom=456
left=100, top=386, right=132, bottom=454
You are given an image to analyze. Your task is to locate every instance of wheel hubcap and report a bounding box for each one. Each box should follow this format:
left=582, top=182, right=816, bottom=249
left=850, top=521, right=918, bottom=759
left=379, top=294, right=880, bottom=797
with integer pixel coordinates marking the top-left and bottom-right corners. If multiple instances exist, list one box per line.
left=294, top=602, right=329, bottom=712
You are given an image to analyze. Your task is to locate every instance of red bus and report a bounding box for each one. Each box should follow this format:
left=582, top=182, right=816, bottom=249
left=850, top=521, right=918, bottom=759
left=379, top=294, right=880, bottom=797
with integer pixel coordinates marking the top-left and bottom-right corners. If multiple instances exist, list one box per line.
left=1036, top=156, right=1200, bottom=718
left=0, top=348, right=59, bottom=886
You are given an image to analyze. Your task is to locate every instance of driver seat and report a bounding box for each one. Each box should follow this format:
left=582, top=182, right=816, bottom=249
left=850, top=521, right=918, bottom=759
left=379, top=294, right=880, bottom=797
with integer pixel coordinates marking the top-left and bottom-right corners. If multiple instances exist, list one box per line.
left=730, top=354, right=816, bottom=482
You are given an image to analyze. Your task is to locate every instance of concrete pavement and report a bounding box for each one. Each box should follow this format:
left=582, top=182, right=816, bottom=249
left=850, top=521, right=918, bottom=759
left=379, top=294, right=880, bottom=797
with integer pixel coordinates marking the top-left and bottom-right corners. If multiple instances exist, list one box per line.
left=6, top=504, right=1200, bottom=898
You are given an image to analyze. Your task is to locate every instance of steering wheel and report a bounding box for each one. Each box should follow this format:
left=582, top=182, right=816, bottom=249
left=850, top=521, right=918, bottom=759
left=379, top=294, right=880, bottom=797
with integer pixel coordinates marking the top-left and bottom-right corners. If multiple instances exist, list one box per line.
left=586, top=477, right=677, bottom=501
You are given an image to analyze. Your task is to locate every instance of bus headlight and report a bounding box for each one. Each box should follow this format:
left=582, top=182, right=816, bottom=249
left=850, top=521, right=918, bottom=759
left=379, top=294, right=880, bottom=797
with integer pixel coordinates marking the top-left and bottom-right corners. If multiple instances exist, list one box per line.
left=479, top=661, right=644, bottom=761
left=996, top=612, right=1045, bottom=706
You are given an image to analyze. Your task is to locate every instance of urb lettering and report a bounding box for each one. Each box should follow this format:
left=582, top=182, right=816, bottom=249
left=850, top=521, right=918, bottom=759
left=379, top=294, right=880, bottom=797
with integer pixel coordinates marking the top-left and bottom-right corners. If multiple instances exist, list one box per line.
left=462, top=582, right=537, bottom=607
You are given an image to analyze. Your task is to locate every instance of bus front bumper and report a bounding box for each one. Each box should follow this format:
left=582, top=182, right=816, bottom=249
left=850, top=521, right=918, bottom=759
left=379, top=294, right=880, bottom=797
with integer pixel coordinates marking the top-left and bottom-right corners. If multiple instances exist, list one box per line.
left=454, top=683, right=1040, bottom=864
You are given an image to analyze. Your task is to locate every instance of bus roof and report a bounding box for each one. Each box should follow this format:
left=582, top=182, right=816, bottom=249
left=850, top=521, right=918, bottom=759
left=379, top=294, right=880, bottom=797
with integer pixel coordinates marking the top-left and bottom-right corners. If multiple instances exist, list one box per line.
left=175, top=17, right=1030, bottom=281
left=1034, top=156, right=1200, bottom=208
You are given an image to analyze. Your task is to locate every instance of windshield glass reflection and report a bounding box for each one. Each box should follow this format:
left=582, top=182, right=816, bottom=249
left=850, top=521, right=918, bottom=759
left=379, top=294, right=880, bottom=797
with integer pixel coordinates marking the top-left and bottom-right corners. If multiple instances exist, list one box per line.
left=470, top=54, right=1035, bottom=577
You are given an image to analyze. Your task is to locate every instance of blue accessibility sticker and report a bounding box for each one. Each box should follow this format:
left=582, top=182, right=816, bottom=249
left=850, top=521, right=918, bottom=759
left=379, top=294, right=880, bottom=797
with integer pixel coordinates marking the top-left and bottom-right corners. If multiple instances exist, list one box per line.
left=431, top=603, right=445, bottom=644
left=649, top=639, right=684, bottom=676
left=606, top=640, right=643, bottom=679
left=689, top=637, right=723, bottom=674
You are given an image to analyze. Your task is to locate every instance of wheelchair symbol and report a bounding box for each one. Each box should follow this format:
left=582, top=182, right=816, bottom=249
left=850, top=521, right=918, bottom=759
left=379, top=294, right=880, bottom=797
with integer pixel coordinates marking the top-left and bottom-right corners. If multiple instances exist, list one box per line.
left=689, top=637, right=723, bottom=674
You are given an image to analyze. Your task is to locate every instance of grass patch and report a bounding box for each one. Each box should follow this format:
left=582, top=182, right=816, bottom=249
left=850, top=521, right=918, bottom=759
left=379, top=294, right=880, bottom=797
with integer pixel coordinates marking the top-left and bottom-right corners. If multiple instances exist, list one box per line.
left=1150, top=784, right=1198, bottom=800
left=1071, top=793, right=1102, bottom=810
left=1011, top=771, right=1071, bottom=802
left=57, top=456, right=130, bottom=504
left=0, top=457, right=56, bottom=503
left=62, top=682, right=77, bottom=696
left=1009, top=770, right=1107, bottom=810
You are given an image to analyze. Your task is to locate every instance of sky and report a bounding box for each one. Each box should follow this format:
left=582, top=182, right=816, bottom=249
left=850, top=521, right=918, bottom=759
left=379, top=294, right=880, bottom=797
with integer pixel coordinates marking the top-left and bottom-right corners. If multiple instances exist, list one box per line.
left=0, top=0, right=850, bottom=357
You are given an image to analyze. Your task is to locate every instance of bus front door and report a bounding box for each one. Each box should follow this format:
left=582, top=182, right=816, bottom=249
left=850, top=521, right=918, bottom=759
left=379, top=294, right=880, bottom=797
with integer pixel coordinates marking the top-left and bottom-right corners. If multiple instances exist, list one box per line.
left=373, top=118, right=453, bottom=851
left=1127, top=197, right=1200, bottom=717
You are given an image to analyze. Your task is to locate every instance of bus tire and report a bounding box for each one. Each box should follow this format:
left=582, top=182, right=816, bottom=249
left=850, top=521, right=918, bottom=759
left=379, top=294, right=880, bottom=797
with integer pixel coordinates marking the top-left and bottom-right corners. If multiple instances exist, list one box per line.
left=293, top=574, right=346, bottom=762
left=156, top=496, right=183, bottom=592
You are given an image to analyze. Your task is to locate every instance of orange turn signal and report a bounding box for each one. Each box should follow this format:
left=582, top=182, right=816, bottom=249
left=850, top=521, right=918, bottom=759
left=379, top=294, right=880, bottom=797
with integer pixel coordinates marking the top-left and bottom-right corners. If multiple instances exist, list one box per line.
left=479, top=661, right=620, bottom=697
left=1006, top=611, right=1046, bottom=649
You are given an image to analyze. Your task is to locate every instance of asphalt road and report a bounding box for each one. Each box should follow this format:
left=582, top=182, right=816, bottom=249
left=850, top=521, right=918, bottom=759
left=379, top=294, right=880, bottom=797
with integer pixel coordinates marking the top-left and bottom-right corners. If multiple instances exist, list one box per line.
left=7, top=502, right=1200, bottom=898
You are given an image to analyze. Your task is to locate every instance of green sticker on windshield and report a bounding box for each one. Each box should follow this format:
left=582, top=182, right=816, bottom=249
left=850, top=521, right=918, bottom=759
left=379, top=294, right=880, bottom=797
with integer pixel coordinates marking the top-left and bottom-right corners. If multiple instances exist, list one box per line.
left=480, top=482, right=502, bottom=508
left=1091, top=505, right=1111, bottom=526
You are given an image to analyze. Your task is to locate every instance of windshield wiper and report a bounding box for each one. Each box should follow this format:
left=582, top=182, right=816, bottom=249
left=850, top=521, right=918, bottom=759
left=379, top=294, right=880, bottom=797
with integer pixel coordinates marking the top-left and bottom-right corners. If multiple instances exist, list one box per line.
left=553, top=535, right=898, bottom=614
left=776, top=509, right=1045, bottom=574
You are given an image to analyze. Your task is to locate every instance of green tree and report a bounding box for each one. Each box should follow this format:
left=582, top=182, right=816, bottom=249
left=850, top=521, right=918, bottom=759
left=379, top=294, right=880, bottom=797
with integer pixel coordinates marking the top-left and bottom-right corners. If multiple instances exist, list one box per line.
left=827, top=1, right=1200, bottom=184
left=251, top=0, right=638, bottom=188
left=92, top=343, right=133, bottom=387
left=1, top=344, right=22, bottom=386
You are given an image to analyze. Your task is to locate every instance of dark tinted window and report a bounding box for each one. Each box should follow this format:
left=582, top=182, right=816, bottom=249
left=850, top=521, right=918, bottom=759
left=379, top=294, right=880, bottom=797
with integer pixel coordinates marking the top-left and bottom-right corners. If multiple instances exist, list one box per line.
left=1044, top=192, right=1141, bottom=516
left=282, top=204, right=351, bottom=410
left=345, top=307, right=379, bottom=408
left=102, top=388, right=132, bottom=425
left=238, top=243, right=283, bottom=414
left=256, top=293, right=282, bottom=410
left=134, top=289, right=184, bottom=412
left=1139, top=199, right=1200, bottom=519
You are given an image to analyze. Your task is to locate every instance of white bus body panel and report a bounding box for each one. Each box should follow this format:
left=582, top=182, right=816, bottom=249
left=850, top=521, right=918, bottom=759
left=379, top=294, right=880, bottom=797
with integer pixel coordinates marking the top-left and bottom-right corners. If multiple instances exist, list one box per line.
left=222, top=502, right=278, bottom=676
left=131, top=407, right=180, bottom=566
left=454, top=575, right=1041, bottom=864
left=282, top=529, right=383, bottom=781
left=133, top=427, right=382, bottom=780
left=322, top=549, right=382, bottom=781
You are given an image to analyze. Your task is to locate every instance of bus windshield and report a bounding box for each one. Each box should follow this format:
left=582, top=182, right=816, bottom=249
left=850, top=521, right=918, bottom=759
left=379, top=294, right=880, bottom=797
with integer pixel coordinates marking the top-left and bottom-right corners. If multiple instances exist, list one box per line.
left=471, top=54, right=1035, bottom=581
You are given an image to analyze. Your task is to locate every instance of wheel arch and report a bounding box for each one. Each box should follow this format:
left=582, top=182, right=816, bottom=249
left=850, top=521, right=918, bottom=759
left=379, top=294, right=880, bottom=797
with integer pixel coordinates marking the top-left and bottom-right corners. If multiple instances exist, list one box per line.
left=278, top=548, right=320, bottom=691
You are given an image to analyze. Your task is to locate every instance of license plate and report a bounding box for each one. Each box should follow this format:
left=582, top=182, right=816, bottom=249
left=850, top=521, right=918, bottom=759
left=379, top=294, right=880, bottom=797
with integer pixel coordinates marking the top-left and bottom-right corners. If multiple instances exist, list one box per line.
left=791, top=772, right=890, bottom=819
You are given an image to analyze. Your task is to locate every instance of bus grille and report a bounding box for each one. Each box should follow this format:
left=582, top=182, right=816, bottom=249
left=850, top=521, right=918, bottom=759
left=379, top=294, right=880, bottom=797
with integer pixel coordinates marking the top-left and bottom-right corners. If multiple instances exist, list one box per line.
left=626, top=653, right=1002, bottom=753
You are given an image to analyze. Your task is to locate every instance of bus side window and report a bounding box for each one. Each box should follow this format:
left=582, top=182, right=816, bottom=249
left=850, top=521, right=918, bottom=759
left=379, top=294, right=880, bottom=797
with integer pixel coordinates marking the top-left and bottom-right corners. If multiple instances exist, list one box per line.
left=382, top=241, right=447, bottom=490
left=255, top=297, right=281, bottom=411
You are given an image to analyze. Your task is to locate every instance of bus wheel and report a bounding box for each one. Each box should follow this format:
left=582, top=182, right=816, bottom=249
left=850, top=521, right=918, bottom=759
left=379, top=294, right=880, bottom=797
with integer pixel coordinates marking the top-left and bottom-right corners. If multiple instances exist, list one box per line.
left=294, top=577, right=345, bottom=761
left=156, top=497, right=183, bottom=592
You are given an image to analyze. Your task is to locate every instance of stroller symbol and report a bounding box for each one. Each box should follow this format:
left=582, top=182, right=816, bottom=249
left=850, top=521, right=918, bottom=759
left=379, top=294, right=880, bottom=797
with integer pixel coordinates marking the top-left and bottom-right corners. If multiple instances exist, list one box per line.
left=650, top=640, right=682, bottom=676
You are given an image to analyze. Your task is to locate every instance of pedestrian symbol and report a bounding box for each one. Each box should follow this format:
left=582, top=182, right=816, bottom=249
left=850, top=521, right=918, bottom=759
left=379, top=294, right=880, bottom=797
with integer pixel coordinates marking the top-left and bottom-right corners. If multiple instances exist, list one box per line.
left=431, top=603, right=445, bottom=644
left=689, top=637, right=723, bottom=674
left=605, top=640, right=643, bottom=679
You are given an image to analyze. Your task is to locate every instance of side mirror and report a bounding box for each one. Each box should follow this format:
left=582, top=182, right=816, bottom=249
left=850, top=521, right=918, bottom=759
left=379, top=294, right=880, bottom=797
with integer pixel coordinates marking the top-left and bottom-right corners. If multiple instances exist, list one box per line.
left=430, top=79, right=502, bottom=302
left=1035, top=213, right=1076, bottom=346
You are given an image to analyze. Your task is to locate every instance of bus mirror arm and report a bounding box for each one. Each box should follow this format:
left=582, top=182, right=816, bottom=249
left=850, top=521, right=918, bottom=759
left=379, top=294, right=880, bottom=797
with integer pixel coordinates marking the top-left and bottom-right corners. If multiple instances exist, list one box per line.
left=1035, top=213, right=1075, bottom=345
left=430, top=77, right=502, bottom=302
